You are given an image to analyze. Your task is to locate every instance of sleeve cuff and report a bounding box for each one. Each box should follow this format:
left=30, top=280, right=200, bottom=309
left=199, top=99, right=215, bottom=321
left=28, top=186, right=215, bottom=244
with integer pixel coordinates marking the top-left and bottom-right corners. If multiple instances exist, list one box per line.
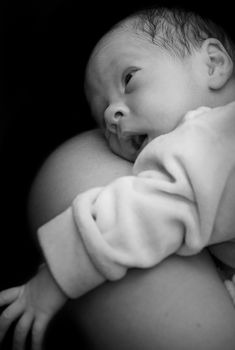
left=37, top=206, right=104, bottom=298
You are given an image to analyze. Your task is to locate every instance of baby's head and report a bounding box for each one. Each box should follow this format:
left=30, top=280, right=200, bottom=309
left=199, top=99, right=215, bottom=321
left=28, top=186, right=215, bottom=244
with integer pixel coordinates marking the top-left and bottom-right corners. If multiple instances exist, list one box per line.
left=85, top=6, right=235, bottom=161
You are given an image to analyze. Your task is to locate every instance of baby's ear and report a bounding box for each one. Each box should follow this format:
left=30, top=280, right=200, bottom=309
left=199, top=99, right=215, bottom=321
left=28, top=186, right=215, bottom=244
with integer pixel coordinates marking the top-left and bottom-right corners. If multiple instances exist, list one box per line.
left=202, top=38, right=233, bottom=89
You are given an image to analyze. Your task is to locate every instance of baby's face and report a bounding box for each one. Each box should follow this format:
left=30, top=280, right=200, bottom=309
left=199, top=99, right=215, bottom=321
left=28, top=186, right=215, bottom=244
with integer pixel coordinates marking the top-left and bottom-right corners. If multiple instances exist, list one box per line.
left=85, top=28, right=210, bottom=161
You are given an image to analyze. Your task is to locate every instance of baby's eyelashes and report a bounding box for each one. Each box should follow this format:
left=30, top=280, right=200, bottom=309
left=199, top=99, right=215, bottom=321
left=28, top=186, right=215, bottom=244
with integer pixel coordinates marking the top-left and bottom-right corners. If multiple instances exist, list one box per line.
left=124, top=72, right=134, bottom=86
left=122, top=67, right=140, bottom=93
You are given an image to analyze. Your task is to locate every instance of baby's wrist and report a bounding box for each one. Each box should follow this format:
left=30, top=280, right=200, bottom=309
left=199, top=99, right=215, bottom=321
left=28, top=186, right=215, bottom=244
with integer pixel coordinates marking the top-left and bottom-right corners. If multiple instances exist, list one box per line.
left=37, top=262, right=67, bottom=301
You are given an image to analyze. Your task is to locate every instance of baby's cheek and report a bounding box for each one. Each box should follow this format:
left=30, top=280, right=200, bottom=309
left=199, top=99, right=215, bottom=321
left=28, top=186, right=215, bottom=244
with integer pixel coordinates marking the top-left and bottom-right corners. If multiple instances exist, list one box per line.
left=131, top=89, right=153, bottom=114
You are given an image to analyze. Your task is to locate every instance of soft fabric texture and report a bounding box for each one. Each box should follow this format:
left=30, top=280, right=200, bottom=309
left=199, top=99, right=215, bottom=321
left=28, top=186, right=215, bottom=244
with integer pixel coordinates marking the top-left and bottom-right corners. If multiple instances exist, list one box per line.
left=38, top=102, right=235, bottom=298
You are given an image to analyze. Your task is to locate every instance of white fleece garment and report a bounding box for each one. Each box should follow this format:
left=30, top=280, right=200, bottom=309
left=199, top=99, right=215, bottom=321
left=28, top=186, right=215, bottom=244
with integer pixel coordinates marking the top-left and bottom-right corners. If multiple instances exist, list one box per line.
left=38, top=102, right=235, bottom=298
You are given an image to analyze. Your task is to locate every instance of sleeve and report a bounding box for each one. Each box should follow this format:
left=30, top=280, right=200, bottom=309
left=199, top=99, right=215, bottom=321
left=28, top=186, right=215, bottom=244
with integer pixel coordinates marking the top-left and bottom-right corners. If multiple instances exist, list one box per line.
left=38, top=103, right=235, bottom=298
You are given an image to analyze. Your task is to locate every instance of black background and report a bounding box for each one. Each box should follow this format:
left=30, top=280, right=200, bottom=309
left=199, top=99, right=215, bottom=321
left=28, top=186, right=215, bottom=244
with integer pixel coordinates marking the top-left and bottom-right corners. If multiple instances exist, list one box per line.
left=0, top=0, right=234, bottom=349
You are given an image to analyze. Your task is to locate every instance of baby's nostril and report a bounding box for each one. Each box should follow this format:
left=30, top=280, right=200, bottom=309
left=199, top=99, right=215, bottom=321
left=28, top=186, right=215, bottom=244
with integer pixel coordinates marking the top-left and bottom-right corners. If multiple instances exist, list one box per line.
left=114, top=111, right=124, bottom=119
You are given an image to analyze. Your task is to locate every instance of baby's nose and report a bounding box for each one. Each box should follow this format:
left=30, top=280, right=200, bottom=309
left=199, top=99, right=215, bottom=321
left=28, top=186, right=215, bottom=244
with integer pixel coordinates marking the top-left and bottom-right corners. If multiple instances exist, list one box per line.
left=104, top=105, right=127, bottom=134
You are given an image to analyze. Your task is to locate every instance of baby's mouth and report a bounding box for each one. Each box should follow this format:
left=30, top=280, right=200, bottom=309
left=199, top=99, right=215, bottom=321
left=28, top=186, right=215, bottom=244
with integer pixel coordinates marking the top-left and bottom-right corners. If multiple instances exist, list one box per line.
left=117, top=122, right=148, bottom=152
left=119, top=132, right=149, bottom=154
left=130, top=134, right=148, bottom=152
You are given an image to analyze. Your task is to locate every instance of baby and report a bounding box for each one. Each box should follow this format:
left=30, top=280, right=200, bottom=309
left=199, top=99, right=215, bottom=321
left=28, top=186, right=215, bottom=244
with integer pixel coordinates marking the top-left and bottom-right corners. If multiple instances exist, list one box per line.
left=1, top=6, right=235, bottom=350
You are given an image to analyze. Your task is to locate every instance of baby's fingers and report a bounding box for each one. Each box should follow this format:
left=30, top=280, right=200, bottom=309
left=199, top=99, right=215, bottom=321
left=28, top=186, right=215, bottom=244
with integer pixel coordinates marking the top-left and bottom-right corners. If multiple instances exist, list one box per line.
left=0, top=287, right=21, bottom=307
left=13, top=312, right=34, bottom=350
left=0, top=299, right=24, bottom=343
left=32, top=315, right=50, bottom=350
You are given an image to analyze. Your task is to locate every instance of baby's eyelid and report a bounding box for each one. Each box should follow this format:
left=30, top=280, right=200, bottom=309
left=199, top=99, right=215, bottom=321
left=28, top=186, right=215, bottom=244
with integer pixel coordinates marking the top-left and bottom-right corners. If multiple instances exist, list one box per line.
left=125, top=72, right=133, bottom=86
left=123, top=68, right=140, bottom=86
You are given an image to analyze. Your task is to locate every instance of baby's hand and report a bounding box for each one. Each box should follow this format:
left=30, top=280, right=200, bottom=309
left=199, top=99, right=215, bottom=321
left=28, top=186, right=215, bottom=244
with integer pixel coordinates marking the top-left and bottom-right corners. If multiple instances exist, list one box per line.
left=0, top=264, right=67, bottom=350
left=224, top=275, right=235, bottom=307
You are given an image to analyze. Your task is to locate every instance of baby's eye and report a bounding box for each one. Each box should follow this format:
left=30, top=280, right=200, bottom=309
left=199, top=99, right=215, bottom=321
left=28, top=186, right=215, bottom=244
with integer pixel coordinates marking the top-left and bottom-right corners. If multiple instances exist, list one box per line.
left=124, top=72, right=134, bottom=86
left=123, top=68, right=140, bottom=91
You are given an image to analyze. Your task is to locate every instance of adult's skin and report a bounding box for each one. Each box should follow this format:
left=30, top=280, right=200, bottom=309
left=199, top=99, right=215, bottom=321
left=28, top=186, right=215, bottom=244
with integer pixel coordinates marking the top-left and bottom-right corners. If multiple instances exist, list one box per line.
left=28, top=129, right=235, bottom=350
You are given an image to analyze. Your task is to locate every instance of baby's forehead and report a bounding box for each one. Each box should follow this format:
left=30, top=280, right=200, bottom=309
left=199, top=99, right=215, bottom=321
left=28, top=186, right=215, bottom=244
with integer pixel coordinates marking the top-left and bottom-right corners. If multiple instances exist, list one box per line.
left=87, top=26, right=153, bottom=72
left=93, top=18, right=139, bottom=51
left=92, top=27, right=141, bottom=58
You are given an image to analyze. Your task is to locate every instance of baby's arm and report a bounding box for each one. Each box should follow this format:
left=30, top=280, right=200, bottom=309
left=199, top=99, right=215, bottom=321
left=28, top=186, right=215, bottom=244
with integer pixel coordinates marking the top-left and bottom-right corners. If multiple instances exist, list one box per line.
left=0, top=263, right=66, bottom=350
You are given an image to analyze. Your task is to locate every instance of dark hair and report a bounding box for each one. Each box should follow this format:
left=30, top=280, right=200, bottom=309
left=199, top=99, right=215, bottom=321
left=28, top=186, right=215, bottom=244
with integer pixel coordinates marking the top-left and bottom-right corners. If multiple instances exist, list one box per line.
left=117, top=6, right=235, bottom=60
